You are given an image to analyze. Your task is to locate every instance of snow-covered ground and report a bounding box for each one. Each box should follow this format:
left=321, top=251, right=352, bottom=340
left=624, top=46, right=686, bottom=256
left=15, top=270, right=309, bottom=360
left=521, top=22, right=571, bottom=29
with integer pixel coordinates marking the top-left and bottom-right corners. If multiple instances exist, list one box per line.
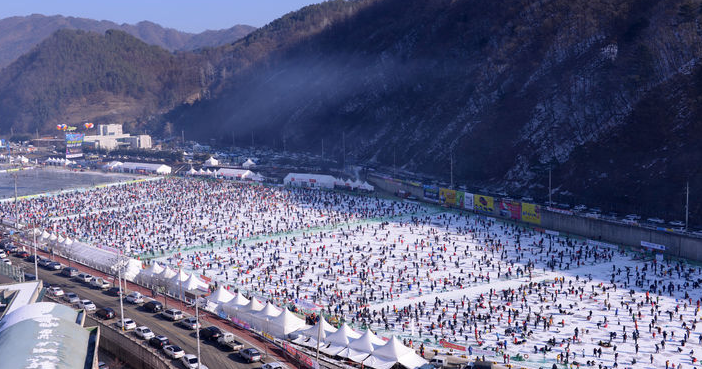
left=6, top=177, right=702, bottom=368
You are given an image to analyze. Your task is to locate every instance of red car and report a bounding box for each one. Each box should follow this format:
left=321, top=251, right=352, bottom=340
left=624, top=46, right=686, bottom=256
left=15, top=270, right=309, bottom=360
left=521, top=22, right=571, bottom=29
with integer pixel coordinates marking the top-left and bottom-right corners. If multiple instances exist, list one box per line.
left=14, top=250, right=29, bottom=258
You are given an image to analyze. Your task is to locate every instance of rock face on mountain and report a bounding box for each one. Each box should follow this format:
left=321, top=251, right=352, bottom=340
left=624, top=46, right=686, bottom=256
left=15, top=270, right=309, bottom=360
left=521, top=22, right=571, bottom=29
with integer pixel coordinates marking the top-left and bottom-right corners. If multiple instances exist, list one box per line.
left=167, top=0, right=702, bottom=220
left=0, top=14, right=255, bottom=68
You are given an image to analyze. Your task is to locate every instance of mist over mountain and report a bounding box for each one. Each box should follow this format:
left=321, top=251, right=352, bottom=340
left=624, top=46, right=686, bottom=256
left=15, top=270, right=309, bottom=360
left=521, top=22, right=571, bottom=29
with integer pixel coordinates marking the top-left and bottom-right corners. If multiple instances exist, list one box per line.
left=0, top=14, right=255, bottom=68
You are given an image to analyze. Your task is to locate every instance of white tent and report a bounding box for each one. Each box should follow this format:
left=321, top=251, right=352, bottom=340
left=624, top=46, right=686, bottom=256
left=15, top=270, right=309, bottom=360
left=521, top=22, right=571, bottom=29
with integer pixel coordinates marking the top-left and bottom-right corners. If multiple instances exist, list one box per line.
left=242, top=158, right=256, bottom=169
left=187, top=167, right=197, bottom=176
left=169, top=269, right=190, bottom=294
left=251, top=301, right=282, bottom=330
left=48, top=233, right=57, bottom=242
left=207, top=285, right=235, bottom=304
left=41, top=231, right=50, bottom=240
left=204, top=157, right=219, bottom=167
left=321, top=323, right=362, bottom=356
left=337, top=329, right=387, bottom=362
left=268, top=309, right=306, bottom=339
left=57, top=235, right=65, bottom=245
left=362, top=336, right=427, bottom=369
left=359, top=181, right=375, bottom=192
left=64, top=237, right=73, bottom=246
left=198, top=168, right=205, bottom=175
left=220, top=293, right=250, bottom=317
left=294, top=317, right=337, bottom=348
left=50, top=240, right=142, bottom=281
left=237, top=297, right=265, bottom=322
left=136, top=262, right=164, bottom=285
left=284, top=173, right=337, bottom=190
left=182, top=273, right=208, bottom=293
left=154, top=267, right=177, bottom=286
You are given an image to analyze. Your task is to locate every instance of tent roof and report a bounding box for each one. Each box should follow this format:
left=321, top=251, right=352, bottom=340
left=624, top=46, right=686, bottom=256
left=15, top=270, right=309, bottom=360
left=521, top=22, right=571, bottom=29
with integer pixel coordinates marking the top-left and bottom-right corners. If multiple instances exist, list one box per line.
left=241, top=297, right=264, bottom=312
left=348, top=329, right=386, bottom=351
left=296, top=317, right=337, bottom=338
left=324, top=323, right=361, bottom=345
left=362, top=337, right=427, bottom=369
left=255, top=301, right=282, bottom=318
left=270, top=309, right=306, bottom=336
left=207, top=285, right=235, bottom=304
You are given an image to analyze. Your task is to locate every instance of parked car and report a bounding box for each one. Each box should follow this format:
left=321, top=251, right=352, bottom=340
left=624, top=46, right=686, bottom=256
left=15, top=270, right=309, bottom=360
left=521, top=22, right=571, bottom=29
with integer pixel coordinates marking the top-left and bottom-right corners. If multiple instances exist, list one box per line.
left=96, top=307, right=116, bottom=319
left=163, top=344, right=185, bottom=359
left=77, top=299, right=96, bottom=311
left=48, top=286, right=64, bottom=297
left=670, top=220, right=685, bottom=227
left=38, top=257, right=53, bottom=267
left=63, top=292, right=80, bottom=304
left=118, top=318, right=137, bottom=331
left=143, top=300, right=163, bottom=312
left=74, top=273, right=92, bottom=283
left=15, top=250, right=29, bottom=258
left=647, top=217, right=665, bottom=224
left=217, top=332, right=243, bottom=351
left=161, top=308, right=184, bottom=321
left=239, top=347, right=262, bottom=363
left=177, top=316, right=200, bottom=330
left=25, top=254, right=40, bottom=263
left=90, top=277, right=110, bottom=290
left=0, top=250, right=6, bottom=258
left=135, top=326, right=155, bottom=340
left=1, top=258, right=11, bottom=265
left=62, top=267, right=79, bottom=277
left=125, top=291, right=144, bottom=304
left=199, top=326, right=223, bottom=341
left=98, top=362, right=110, bottom=369
left=46, top=261, right=62, bottom=270
left=180, top=354, right=208, bottom=369
left=148, top=335, right=169, bottom=349
left=106, top=287, right=122, bottom=297
left=429, top=356, right=448, bottom=368
left=262, top=362, right=284, bottom=369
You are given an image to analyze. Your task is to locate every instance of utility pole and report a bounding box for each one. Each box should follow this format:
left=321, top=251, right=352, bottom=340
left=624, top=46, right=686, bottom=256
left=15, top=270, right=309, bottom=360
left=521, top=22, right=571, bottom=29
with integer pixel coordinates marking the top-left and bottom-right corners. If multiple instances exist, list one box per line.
left=342, top=132, right=346, bottom=168
left=686, top=181, right=690, bottom=231
left=195, top=292, right=202, bottom=369
left=316, top=315, right=322, bottom=363
left=33, top=225, right=38, bottom=278
left=450, top=152, right=454, bottom=189
left=548, top=165, right=553, bottom=206
left=393, top=147, right=396, bottom=178
left=118, top=253, right=125, bottom=331
left=181, top=130, right=185, bottom=146
left=251, top=131, right=254, bottom=148
left=321, top=139, right=324, bottom=159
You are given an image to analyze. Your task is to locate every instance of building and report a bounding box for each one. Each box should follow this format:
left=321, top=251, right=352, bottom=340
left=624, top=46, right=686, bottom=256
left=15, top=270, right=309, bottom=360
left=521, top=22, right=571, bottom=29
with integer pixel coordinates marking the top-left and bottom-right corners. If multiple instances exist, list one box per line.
left=113, top=162, right=172, bottom=175
left=0, top=280, right=99, bottom=369
left=284, top=173, right=337, bottom=189
left=242, top=158, right=256, bottom=169
left=84, top=124, right=152, bottom=150
left=217, top=168, right=263, bottom=181
left=204, top=157, right=219, bottom=167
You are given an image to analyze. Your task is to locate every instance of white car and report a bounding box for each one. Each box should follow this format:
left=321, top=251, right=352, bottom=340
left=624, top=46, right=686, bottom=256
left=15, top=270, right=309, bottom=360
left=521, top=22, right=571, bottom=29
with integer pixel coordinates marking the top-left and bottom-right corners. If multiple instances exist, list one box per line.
left=2, top=258, right=11, bottom=265
left=647, top=217, right=665, bottom=224
left=77, top=299, right=96, bottom=311
left=118, top=318, right=137, bottom=330
left=262, top=362, right=284, bottom=369
left=48, top=286, right=64, bottom=297
left=163, top=344, right=185, bottom=359
left=181, top=354, right=208, bottom=369
left=670, top=220, right=685, bottom=227
left=125, top=291, right=144, bottom=304
left=135, top=326, right=155, bottom=340
left=0, top=250, right=6, bottom=258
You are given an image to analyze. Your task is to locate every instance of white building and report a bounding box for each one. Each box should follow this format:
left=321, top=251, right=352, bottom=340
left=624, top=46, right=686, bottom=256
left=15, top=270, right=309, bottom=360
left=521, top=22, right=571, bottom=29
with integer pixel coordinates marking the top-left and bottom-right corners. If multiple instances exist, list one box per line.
left=84, top=124, right=152, bottom=150
left=111, top=162, right=171, bottom=175
left=284, top=173, right=337, bottom=189
left=204, top=157, right=219, bottom=167
left=242, top=158, right=256, bottom=169
left=217, top=168, right=263, bottom=181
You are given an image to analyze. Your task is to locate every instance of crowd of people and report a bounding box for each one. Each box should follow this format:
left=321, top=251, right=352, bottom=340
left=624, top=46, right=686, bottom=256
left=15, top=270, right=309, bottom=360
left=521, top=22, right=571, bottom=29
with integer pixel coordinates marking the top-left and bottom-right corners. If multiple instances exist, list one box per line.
left=5, top=176, right=702, bottom=369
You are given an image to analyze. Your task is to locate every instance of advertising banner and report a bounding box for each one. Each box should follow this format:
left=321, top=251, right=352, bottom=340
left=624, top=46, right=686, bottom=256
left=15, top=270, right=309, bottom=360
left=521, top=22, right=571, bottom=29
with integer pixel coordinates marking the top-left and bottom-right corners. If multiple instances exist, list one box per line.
left=463, top=192, right=474, bottom=210
left=65, top=133, right=84, bottom=159
left=547, top=206, right=574, bottom=216
left=439, top=188, right=457, bottom=207
left=423, top=185, right=440, bottom=203
left=456, top=191, right=465, bottom=208
left=641, top=241, right=666, bottom=251
left=439, top=339, right=466, bottom=351
left=587, top=239, right=617, bottom=249
left=521, top=203, right=541, bottom=224
left=474, top=194, right=494, bottom=213
left=509, top=201, right=521, bottom=220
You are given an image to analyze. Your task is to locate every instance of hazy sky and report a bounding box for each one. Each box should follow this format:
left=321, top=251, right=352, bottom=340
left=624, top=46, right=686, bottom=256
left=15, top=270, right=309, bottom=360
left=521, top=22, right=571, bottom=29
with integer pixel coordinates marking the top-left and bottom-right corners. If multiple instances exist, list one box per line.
left=0, top=0, right=324, bottom=33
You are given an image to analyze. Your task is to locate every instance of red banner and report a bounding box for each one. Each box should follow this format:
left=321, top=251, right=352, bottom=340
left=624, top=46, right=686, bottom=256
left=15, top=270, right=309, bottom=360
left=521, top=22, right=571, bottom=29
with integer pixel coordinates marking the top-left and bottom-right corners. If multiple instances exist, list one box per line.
left=439, top=339, right=466, bottom=351
left=283, top=342, right=316, bottom=368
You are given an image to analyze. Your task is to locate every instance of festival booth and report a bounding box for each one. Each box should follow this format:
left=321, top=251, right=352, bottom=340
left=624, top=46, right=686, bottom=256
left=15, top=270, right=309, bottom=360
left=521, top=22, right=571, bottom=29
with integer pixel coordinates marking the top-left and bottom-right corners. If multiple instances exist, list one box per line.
left=205, top=285, right=235, bottom=307
left=337, top=329, right=387, bottom=363
left=204, top=157, right=219, bottom=167
left=220, top=293, right=250, bottom=317
left=51, top=239, right=142, bottom=281
left=236, top=297, right=265, bottom=322
left=292, top=317, right=337, bottom=348
left=268, top=309, right=307, bottom=339
left=284, top=173, right=337, bottom=190
left=320, top=323, right=362, bottom=356
left=242, top=158, right=256, bottom=169
left=186, top=167, right=197, bottom=176
left=168, top=269, right=190, bottom=295
left=136, top=262, right=164, bottom=286
left=153, top=267, right=177, bottom=289
left=216, top=168, right=263, bottom=182
left=250, top=301, right=282, bottom=330
left=361, top=336, right=427, bottom=369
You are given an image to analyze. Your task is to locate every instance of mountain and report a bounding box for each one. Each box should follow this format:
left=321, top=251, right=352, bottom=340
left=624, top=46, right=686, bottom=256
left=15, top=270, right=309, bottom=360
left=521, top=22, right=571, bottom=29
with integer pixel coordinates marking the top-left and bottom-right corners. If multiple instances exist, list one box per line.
left=0, top=14, right=255, bottom=68
left=167, top=0, right=702, bottom=222
left=0, top=29, right=206, bottom=133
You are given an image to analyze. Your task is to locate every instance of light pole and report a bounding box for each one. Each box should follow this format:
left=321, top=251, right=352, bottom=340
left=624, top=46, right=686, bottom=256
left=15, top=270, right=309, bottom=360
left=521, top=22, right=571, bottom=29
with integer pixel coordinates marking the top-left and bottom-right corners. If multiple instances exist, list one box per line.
left=32, top=225, right=38, bottom=278
left=116, top=252, right=126, bottom=331
left=195, top=291, right=202, bottom=369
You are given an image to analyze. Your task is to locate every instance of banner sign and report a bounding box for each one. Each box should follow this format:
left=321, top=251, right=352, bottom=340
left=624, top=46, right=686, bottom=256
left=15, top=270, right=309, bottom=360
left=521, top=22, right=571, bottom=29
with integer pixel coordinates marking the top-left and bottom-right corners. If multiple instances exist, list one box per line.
left=455, top=191, right=465, bottom=208
left=439, top=188, right=457, bottom=207
left=500, top=200, right=521, bottom=220
left=463, top=192, right=474, bottom=210
left=521, top=203, right=541, bottom=224
left=473, top=194, right=494, bottom=213
left=282, top=342, right=316, bottom=369
left=547, top=206, right=574, bottom=216
left=423, top=185, right=440, bottom=203
left=545, top=229, right=559, bottom=236
left=65, top=133, right=84, bottom=159
left=230, top=316, right=251, bottom=330
left=641, top=241, right=666, bottom=251
left=587, top=239, right=617, bottom=249
left=439, top=339, right=466, bottom=351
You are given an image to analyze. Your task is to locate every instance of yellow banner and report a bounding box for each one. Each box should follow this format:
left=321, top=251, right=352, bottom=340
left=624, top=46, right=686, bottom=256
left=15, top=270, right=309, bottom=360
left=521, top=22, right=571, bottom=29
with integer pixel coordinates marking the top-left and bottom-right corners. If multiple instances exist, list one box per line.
left=439, top=188, right=457, bottom=206
left=521, top=203, right=542, bottom=224
left=474, top=194, right=494, bottom=213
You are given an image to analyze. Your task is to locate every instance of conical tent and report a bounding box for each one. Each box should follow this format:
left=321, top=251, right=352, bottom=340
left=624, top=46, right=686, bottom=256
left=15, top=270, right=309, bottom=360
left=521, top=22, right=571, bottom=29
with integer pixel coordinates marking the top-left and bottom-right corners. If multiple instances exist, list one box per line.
left=321, top=323, right=362, bottom=356
left=207, top=285, right=235, bottom=304
left=337, top=329, right=386, bottom=362
left=183, top=273, right=208, bottom=292
left=49, top=234, right=57, bottom=242
left=269, top=309, right=306, bottom=338
left=137, top=262, right=164, bottom=285
left=238, top=297, right=264, bottom=322
left=41, top=231, right=50, bottom=240
left=251, top=302, right=282, bottom=330
left=296, top=317, right=337, bottom=348
left=154, top=267, right=177, bottom=286
left=362, top=336, right=427, bottom=369
left=169, top=269, right=191, bottom=294
left=220, top=293, right=250, bottom=317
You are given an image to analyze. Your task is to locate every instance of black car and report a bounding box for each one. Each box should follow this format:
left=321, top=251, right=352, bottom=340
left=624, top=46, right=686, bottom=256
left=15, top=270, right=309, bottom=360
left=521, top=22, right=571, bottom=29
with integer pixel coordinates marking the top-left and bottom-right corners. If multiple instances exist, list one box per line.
left=106, top=287, right=122, bottom=297
left=95, top=307, right=116, bottom=319
left=15, top=250, right=29, bottom=258
left=25, top=255, right=40, bottom=263
left=62, top=267, right=79, bottom=277
left=199, top=326, right=223, bottom=341
left=148, top=335, right=169, bottom=349
left=143, top=300, right=163, bottom=313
